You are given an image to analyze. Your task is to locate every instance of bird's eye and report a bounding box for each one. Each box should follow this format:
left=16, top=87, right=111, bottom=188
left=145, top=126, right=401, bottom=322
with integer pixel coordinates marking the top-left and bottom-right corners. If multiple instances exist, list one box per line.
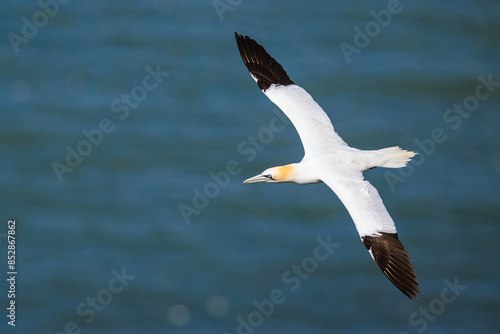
left=265, top=174, right=274, bottom=180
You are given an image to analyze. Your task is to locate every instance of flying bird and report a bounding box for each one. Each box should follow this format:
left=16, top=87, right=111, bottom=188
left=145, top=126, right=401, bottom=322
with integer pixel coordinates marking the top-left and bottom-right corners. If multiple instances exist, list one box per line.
left=235, top=32, right=419, bottom=299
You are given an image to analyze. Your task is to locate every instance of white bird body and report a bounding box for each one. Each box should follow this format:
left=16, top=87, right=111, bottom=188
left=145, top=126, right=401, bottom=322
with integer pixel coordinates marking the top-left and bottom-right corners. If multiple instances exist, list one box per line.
left=235, top=32, right=419, bottom=299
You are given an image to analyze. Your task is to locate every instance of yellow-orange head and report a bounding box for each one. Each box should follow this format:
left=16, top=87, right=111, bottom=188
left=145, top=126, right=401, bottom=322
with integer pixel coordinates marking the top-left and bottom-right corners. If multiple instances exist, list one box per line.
left=243, top=164, right=296, bottom=183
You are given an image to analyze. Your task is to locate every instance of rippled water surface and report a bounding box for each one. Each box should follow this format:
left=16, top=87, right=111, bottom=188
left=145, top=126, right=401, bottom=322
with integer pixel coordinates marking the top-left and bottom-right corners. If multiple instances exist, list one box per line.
left=1, top=1, right=499, bottom=333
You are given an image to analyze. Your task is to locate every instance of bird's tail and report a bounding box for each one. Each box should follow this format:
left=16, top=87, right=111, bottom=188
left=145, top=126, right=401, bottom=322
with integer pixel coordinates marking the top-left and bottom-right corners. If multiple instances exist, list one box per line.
left=377, top=146, right=417, bottom=168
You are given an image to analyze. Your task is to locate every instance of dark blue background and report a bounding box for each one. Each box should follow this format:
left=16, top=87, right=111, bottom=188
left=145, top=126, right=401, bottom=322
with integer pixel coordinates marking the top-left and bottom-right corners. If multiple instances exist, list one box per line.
left=1, top=1, right=499, bottom=333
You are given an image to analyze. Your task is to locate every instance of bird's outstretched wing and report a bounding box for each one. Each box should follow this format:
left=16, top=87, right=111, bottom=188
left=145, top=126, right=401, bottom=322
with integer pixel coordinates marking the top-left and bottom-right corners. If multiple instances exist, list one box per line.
left=235, top=32, right=347, bottom=157
left=321, top=172, right=420, bottom=299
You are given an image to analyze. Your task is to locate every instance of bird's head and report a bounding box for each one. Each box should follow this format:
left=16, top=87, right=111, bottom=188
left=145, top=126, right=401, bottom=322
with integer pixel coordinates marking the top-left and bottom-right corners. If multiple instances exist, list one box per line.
left=243, top=164, right=296, bottom=184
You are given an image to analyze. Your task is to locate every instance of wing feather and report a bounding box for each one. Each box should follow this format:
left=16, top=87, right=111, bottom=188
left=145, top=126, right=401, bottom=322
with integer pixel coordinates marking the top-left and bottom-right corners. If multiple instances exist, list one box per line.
left=322, top=173, right=419, bottom=299
left=235, top=32, right=347, bottom=156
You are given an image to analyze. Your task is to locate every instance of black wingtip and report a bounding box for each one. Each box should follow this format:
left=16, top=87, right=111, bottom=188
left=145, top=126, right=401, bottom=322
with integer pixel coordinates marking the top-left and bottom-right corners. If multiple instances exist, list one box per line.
left=362, top=232, right=420, bottom=299
left=234, top=32, right=294, bottom=91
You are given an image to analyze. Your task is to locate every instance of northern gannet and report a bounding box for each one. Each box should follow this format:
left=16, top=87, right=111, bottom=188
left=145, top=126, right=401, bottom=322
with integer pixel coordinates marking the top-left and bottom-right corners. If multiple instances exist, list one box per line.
left=235, top=32, right=420, bottom=299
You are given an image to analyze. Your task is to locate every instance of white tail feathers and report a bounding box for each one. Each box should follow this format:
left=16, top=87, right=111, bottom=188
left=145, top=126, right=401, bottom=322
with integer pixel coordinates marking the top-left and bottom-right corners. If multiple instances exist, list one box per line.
left=378, top=146, right=417, bottom=168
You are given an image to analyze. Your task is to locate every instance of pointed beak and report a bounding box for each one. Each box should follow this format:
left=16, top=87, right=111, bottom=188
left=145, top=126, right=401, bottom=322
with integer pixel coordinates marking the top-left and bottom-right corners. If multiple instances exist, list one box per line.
left=243, top=174, right=268, bottom=184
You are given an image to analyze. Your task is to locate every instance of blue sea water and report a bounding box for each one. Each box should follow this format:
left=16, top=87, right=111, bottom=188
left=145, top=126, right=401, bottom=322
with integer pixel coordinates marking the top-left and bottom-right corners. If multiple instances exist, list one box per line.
left=1, top=0, right=500, bottom=333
